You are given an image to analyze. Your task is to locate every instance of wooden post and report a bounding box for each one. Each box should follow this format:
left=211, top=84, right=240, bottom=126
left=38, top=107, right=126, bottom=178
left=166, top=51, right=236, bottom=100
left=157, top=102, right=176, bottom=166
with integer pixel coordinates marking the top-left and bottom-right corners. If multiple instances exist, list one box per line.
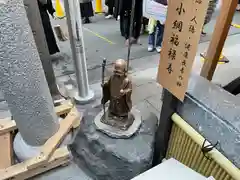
left=0, top=133, right=13, bottom=168
left=153, top=89, right=179, bottom=166
left=200, top=0, right=238, bottom=81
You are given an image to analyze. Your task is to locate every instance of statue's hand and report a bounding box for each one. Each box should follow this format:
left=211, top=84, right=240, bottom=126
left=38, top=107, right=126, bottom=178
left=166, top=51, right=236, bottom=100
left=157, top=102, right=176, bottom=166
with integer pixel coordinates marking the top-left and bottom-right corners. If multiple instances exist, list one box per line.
left=120, top=89, right=125, bottom=96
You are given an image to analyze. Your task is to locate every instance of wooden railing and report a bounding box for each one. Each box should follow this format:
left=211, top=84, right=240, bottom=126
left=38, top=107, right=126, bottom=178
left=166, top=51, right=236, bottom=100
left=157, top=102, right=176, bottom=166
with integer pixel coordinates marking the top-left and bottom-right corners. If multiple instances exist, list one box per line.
left=166, top=113, right=240, bottom=180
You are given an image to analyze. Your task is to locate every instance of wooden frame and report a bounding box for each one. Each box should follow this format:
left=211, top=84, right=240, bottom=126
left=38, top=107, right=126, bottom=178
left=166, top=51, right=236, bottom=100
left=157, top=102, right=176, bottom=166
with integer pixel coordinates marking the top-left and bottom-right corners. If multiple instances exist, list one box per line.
left=200, top=0, right=238, bottom=81
left=0, top=100, right=80, bottom=180
left=0, top=132, right=13, bottom=169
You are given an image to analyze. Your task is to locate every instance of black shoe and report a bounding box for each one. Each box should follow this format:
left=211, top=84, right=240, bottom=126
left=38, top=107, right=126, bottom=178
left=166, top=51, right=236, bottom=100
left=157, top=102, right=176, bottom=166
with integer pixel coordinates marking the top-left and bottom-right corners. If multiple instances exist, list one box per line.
left=201, top=31, right=207, bottom=36
left=83, top=17, right=91, bottom=24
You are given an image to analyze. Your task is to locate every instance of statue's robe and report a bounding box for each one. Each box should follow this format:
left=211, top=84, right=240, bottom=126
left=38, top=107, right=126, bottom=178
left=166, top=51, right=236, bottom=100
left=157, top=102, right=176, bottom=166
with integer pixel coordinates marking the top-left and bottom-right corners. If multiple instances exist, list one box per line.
left=102, top=75, right=132, bottom=117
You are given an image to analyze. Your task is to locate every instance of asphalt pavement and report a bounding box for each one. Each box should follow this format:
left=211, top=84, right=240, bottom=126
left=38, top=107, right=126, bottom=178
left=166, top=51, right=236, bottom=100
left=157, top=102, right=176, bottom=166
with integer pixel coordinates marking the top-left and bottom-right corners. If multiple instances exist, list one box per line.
left=50, top=1, right=240, bottom=84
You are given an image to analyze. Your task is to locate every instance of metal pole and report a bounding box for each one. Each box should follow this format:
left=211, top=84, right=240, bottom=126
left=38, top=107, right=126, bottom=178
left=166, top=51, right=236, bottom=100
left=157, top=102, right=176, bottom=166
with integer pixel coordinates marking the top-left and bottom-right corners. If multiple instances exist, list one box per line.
left=101, top=58, right=106, bottom=119
left=126, top=0, right=136, bottom=72
left=64, top=0, right=94, bottom=104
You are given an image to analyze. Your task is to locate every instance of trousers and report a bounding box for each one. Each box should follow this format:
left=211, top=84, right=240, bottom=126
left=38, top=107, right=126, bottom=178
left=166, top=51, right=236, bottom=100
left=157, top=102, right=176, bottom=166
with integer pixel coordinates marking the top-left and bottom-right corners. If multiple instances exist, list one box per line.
left=148, top=21, right=164, bottom=47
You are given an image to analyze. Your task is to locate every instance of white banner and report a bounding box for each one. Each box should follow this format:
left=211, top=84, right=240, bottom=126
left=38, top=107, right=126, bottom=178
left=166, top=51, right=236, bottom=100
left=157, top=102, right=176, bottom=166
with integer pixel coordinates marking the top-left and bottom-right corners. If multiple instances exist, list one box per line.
left=143, top=0, right=168, bottom=23
left=0, top=0, right=6, bottom=4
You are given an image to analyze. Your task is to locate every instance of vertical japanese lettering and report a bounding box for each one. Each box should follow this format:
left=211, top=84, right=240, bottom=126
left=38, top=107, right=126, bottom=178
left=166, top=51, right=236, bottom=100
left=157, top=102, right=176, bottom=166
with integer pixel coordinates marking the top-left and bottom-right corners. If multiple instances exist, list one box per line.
left=170, top=33, right=180, bottom=46
left=184, top=42, right=191, bottom=51
left=189, top=25, right=196, bottom=33
left=173, top=20, right=183, bottom=32
left=168, top=48, right=177, bottom=60
left=181, top=59, right=186, bottom=67
left=166, top=63, right=173, bottom=74
left=176, top=3, right=185, bottom=15
left=195, top=0, right=202, bottom=4
left=172, top=20, right=183, bottom=32
left=191, top=16, right=197, bottom=24
left=183, top=51, right=188, bottom=59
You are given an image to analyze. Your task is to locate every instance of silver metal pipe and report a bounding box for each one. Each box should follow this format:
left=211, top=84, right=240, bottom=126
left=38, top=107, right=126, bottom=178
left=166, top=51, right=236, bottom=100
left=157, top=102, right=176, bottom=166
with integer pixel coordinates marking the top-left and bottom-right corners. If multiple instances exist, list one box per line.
left=64, top=0, right=94, bottom=104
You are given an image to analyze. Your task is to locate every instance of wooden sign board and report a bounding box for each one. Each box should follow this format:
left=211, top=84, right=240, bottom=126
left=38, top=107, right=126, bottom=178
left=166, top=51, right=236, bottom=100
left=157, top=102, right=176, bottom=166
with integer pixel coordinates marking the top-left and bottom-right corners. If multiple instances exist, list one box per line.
left=157, top=0, right=210, bottom=101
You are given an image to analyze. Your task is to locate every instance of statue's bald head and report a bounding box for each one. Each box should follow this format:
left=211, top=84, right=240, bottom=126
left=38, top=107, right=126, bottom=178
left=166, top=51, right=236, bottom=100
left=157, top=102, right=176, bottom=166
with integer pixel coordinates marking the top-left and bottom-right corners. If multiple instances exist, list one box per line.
left=114, top=59, right=127, bottom=76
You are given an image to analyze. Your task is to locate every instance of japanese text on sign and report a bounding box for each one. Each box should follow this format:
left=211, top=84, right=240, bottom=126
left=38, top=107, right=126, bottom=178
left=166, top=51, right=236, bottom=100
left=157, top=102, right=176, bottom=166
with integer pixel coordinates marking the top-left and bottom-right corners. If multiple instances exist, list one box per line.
left=157, top=0, right=209, bottom=101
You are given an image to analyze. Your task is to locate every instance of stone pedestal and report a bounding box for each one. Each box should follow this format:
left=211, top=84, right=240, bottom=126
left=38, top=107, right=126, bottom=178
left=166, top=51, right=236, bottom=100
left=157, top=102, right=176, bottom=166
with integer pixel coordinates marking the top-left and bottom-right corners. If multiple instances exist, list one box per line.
left=68, top=105, right=158, bottom=180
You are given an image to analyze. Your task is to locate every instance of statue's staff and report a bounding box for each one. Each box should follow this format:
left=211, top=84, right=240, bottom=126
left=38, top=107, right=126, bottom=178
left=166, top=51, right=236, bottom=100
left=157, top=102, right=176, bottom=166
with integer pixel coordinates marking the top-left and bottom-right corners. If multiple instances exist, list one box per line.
left=101, top=58, right=107, bottom=119
left=126, top=0, right=136, bottom=72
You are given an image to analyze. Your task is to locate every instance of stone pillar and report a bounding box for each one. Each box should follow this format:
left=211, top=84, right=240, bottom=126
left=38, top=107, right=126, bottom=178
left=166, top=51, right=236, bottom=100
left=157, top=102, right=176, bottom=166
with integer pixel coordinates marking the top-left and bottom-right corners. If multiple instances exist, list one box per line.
left=0, top=0, right=59, bottom=146
left=23, top=0, right=59, bottom=96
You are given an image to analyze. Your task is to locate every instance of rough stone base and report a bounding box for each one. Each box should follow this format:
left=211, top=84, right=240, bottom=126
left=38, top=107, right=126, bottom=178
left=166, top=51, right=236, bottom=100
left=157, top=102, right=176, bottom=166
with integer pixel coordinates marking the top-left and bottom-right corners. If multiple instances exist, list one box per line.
left=68, top=105, right=158, bottom=180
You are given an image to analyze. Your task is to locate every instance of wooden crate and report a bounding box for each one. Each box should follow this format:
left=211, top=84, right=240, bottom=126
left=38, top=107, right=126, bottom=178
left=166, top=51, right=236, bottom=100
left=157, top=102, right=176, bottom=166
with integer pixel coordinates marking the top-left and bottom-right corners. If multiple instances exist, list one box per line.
left=0, top=100, right=81, bottom=180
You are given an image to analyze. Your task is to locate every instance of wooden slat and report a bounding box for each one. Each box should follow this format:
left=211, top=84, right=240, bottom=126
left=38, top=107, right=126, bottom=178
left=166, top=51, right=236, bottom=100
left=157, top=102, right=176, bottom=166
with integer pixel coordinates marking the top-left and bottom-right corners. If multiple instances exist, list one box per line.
left=0, top=133, right=13, bottom=169
left=200, top=0, right=238, bottom=80
left=0, top=100, right=73, bottom=135
left=26, top=107, right=79, bottom=170
left=55, top=100, right=73, bottom=116
left=0, top=120, right=16, bottom=136
left=0, top=147, right=70, bottom=180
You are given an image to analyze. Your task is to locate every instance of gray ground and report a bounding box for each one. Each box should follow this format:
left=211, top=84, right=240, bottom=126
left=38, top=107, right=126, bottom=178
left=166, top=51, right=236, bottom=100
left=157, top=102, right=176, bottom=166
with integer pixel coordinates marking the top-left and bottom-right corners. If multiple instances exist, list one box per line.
left=51, top=0, right=240, bottom=83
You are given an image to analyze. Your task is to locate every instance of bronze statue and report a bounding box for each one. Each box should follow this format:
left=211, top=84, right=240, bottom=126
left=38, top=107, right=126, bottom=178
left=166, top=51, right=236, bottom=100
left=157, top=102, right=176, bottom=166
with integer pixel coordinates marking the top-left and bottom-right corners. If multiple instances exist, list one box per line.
left=101, top=59, right=134, bottom=131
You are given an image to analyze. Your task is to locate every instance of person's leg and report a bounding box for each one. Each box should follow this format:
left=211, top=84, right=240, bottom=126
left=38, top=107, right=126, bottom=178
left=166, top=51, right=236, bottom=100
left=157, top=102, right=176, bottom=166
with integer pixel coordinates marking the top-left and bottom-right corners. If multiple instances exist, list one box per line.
left=156, top=22, right=164, bottom=53
left=80, top=3, right=84, bottom=18
left=148, top=29, right=155, bottom=52
left=156, top=22, right=164, bottom=47
left=42, top=14, right=60, bottom=54
left=106, top=3, right=114, bottom=18
left=133, top=15, right=142, bottom=41
left=141, top=17, right=148, bottom=34
left=108, top=5, right=114, bottom=15
left=237, top=0, right=240, bottom=11
left=84, top=17, right=91, bottom=23
left=201, top=26, right=206, bottom=35
left=81, top=2, right=93, bottom=24
left=124, top=11, right=131, bottom=45
left=132, top=0, right=143, bottom=42
left=120, top=13, right=125, bottom=36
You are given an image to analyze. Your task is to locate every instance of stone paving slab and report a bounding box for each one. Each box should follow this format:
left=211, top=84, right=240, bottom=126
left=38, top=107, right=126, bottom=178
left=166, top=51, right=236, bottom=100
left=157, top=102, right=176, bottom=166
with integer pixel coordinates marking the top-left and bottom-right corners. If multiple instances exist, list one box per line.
left=134, top=100, right=160, bottom=121
left=50, top=1, right=240, bottom=77
left=146, top=94, right=163, bottom=113
left=132, top=82, right=162, bottom=106
left=32, top=163, right=92, bottom=180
